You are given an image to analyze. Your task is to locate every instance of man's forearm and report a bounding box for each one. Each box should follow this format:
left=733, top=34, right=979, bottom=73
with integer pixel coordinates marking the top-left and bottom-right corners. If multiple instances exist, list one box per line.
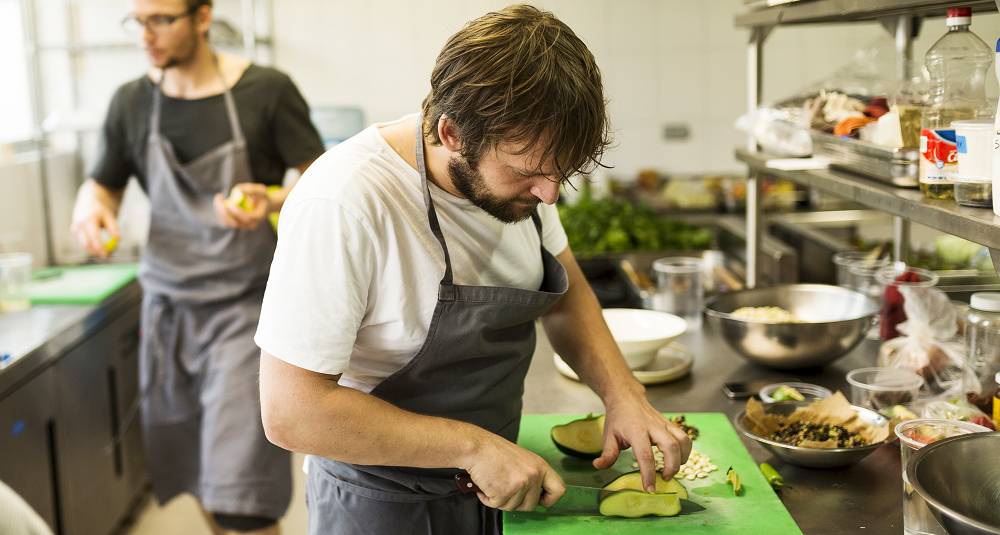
left=541, top=248, right=644, bottom=403
left=81, top=178, right=124, bottom=214
left=260, top=352, right=487, bottom=469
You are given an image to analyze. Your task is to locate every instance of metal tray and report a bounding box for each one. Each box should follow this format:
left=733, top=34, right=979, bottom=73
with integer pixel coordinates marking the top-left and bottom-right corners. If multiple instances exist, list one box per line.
left=810, top=131, right=919, bottom=188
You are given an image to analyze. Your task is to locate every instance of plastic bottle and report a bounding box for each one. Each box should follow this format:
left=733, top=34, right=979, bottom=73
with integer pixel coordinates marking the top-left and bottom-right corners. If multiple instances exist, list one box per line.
left=992, top=38, right=1000, bottom=217
left=920, top=7, right=993, bottom=200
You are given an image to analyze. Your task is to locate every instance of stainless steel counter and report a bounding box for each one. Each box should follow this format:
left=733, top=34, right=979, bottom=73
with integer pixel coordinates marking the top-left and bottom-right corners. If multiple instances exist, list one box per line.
left=524, top=323, right=901, bottom=535
left=0, top=281, right=141, bottom=397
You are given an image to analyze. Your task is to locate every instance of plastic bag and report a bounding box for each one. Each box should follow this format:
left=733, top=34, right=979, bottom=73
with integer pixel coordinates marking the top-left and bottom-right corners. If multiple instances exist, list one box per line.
left=921, top=399, right=996, bottom=430
left=878, top=286, right=976, bottom=400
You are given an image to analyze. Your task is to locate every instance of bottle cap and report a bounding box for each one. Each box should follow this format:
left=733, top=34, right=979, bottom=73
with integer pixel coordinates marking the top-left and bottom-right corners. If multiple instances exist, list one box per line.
left=971, top=293, right=1000, bottom=312
left=947, top=7, right=972, bottom=26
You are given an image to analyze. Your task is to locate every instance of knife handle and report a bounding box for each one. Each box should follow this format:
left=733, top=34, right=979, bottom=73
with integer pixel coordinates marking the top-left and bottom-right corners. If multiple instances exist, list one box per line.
left=455, top=471, right=480, bottom=494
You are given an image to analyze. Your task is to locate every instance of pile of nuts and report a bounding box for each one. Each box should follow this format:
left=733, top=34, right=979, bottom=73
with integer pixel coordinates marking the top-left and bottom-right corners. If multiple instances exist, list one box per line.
left=633, top=448, right=718, bottom=480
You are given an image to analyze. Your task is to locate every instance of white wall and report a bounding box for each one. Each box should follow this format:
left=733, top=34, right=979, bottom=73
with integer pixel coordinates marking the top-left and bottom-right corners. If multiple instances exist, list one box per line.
left=272, top=0, right=1000, bottom=179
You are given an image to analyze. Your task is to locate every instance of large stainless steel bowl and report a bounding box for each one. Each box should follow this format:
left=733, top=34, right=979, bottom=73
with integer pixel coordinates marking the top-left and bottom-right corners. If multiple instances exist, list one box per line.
left=907, top=432, right=1000, bottom=535
left=733, top=400, right=889, bottom=468
left=704, top=284, right=878, bottom=369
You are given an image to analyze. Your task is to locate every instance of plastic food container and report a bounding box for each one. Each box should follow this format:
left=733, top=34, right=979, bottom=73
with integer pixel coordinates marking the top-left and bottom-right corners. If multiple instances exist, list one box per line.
left=874, top=264, right=939, bottom=341
left=953, top=174, right=993, bottom=208
left=759, top=382, right=832, bottom=403
left=0, top=253, right=32, bottom=312
left=953, top=119, right=993, bottom=178
left=846, top=367, right=924, bottom=410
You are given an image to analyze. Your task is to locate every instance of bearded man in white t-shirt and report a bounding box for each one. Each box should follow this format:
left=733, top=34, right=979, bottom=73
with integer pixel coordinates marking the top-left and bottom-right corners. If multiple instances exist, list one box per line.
left=255, top=5, right=692, bottom=534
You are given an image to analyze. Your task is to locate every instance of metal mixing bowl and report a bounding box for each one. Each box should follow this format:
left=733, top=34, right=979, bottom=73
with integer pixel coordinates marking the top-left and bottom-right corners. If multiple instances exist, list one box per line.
left=733, top=400, right=889, bottom=468
left=704, top=284, right=878, bottom=369
left=907, top=432, right=1000, bottom=535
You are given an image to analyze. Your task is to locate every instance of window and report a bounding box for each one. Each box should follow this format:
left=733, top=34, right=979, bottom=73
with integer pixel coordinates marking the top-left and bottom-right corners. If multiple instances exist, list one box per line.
left=0, top=0, right=35, bottom=144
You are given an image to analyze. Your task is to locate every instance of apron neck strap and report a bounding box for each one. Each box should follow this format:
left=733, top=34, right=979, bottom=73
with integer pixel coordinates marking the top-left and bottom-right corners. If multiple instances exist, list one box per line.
left=416, top=116, right=455, bottom=286
left=150, top=53, right=245, bottom=146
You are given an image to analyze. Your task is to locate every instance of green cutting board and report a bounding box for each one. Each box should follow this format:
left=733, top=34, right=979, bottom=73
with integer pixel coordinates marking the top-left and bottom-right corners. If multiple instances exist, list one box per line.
left=506, top=413, right=802, bottom=535
left=29, top=263, right=138, bottom=305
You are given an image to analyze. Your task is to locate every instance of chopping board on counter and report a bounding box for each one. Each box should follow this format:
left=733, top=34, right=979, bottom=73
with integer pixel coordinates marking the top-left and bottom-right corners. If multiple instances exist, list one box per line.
left=506, top=412, right=802, bottom=535
left=29, top=263, right=138, bottom=305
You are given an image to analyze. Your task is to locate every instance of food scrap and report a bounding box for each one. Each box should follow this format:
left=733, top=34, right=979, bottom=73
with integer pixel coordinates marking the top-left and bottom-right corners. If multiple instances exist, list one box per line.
left=731, top=306, right=803, bottom=323
left=670, top=415, right=700, bottom=440
left=726, top=467, right=743, bottom=496
left=759, top=463, right=784, bottom=491
left=745, top=392, right=890, bottom=449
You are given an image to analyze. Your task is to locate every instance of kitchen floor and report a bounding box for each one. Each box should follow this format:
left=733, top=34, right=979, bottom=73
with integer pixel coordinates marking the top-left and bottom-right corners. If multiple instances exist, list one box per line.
left=122, top=454, right=308, bottom=534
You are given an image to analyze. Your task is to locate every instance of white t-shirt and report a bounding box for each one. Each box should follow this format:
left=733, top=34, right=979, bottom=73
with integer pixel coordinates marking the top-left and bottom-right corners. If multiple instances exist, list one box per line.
left=254, top=116, right=569, bottom=393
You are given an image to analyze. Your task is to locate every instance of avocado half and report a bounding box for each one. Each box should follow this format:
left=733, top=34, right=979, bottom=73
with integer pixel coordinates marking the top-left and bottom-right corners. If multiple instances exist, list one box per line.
left=550, top=414, right=605, bottom=459
left=598, top=490, right=681, bottom=518
left=602, top=471, right=689, bottom=500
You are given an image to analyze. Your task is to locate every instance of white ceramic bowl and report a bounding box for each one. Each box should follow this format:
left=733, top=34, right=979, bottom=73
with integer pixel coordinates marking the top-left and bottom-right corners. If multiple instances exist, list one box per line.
left=602, top=308, right=687, bottom=369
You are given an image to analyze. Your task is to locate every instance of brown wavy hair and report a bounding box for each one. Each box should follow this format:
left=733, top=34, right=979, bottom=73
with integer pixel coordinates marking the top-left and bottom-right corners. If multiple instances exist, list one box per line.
left=421, top=4, right=611, bottom=182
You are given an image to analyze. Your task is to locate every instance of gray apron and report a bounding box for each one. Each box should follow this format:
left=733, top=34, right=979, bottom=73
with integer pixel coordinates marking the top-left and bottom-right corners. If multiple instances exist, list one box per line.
left=137, top=64, right=291, bottom=519
left=306, top=121, right=568, bottom=534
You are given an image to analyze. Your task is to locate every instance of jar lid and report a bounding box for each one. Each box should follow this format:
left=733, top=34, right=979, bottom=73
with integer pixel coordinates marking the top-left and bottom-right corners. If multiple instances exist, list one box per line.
left=971, top=292, right=1000, bottom=312
left=995, top=370, right=1000, bottom=385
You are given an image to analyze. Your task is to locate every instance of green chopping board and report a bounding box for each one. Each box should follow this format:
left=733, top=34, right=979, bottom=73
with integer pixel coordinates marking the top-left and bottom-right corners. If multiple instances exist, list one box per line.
left=506, top=413, right=802, bottom=535
left=29, top=263, right=138, bottom=305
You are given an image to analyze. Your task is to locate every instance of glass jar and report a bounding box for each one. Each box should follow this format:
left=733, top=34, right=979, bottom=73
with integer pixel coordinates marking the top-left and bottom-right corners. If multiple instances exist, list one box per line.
left=964, top=293, right=1000, bottom=414
left=875, top=264, right=939, bottom=341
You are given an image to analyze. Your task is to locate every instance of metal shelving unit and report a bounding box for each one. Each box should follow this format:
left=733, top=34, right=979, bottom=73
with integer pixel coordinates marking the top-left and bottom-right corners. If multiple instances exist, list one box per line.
left=734, top=0, right=1000, bottom=287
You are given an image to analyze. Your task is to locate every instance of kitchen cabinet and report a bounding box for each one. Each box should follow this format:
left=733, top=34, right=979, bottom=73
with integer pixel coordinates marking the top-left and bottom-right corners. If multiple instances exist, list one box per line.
left=0, top=369, right=58, bottom=530
left=52, top=308, right=143, bottom=535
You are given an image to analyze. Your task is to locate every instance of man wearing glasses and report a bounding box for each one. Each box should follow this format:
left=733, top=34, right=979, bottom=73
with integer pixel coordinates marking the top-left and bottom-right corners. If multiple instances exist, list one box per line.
left=70, top=1, right=324, bottom=533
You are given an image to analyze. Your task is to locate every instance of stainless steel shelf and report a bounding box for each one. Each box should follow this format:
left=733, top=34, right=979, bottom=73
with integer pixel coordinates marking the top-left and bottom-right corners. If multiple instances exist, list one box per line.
left=735, top=0, right=998, bottom=28
left=735, top=147, right=1000, bottom=249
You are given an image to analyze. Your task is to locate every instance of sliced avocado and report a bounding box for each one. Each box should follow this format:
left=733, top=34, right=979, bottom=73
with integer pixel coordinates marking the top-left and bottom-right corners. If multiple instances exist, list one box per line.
left=550, top=414, right=605, bottom=459
left=771, top=385, right=805, bottom=402
left=602, top=471, right=689, bottom=500
left=598, top=490, right=681, bottom=518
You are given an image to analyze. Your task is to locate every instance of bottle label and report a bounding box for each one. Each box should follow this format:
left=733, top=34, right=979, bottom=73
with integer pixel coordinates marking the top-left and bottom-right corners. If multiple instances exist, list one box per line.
left=920, top=128, right=958, bottom=184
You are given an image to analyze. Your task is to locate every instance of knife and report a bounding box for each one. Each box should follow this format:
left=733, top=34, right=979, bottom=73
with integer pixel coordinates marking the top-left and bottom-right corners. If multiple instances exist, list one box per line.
left=454, top=472, right=705, bottom=516
left=455, top=472, right=606, bottom=514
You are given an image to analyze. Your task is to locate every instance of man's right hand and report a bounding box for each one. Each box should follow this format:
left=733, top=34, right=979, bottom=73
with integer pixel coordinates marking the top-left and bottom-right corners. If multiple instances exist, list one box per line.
left=71, top=180, right=122, bottom=259
left=463, top=432, right=566, bottom=512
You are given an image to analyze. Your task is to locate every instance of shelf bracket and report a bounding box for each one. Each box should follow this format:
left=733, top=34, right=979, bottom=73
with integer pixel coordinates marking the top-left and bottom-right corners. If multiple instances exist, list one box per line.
left=991, top=248, right=1000, bottom=276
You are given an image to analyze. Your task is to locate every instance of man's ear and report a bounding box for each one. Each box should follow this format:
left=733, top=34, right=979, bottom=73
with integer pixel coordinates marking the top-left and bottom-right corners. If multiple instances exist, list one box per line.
left=195, top=5, right=213, bottom=39
left=437, top=115, right=463, bottom=153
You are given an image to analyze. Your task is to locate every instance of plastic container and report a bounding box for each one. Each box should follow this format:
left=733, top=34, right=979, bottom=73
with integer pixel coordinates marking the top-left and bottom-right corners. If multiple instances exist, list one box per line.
left=875, top=264, right=939, bottom=341
left=846, top=367, right=924, bottom=411
left=895, top=419, right=991, bottom=535
left=953, top=174, right=993, bottom=207
left=758, top=382, right=832, bottom=403
left=920, top=7, right=993, bottom=200
left=965, top=293, right=1000, bottom=413
left=953, top=119, right=993, bottom=177
left=0, top=253, right=32, bottom=312
left=833, top=251, right=889, bottom=288
left=993, top=38, right=1000, bottom=217
left=652, top=257, right=703, bottom=331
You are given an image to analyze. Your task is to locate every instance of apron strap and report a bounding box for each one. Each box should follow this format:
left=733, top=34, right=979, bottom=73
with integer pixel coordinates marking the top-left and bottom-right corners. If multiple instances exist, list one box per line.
left=149, top=54, right=245, bottom=147
left=415, top=117, right=455, bottom=287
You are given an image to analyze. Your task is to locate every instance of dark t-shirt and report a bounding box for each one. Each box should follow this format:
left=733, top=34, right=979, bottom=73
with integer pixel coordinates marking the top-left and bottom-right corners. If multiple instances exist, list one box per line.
left=91, top=64, right=325, bottom=190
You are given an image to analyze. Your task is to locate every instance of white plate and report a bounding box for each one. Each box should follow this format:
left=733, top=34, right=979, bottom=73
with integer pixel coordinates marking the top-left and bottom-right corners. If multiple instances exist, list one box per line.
left=553, top=342, right=693, bottom=386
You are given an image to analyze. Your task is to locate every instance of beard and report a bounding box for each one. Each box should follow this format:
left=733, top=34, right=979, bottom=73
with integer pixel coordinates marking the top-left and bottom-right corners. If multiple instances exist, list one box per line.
left=156, top=30, right=200, bottom=69
left=448, top=156, right=539, bottom=224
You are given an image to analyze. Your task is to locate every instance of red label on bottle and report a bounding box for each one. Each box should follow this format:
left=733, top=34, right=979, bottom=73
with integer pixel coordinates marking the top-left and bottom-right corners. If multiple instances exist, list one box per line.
left=920, top=128, right=958, bottom=183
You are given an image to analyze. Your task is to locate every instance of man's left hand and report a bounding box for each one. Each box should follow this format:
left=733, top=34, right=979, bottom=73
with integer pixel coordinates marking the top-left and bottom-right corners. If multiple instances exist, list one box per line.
left=592, top=388, right=692, bottom=493
left=213, top=183, right=273, bottom=230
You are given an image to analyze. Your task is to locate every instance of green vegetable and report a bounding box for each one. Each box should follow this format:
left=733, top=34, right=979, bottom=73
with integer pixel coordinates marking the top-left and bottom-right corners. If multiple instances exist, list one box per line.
left=771, top=385, right=805, bottom=402
left=550, top=414, right=605, bottom=459
left=603, top=472, right=689, bottom=500
left=726, top=467, right=742, bottom=496
left=558, top=194, right=713, bottom=256
left=934, top=235, right=984, bottom=268
left=598, top=490, right=681, bottom=518
left=759, top=463, right=783, bottom=491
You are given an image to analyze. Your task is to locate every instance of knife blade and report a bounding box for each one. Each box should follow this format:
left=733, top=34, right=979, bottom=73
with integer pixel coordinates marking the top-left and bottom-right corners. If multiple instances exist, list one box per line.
left=454, top=472, right=704, bottom=516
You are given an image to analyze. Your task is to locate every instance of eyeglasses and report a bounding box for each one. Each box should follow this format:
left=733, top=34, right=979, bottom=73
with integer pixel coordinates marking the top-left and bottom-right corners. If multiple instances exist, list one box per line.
left=121, top=7, right=196, bottom=35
